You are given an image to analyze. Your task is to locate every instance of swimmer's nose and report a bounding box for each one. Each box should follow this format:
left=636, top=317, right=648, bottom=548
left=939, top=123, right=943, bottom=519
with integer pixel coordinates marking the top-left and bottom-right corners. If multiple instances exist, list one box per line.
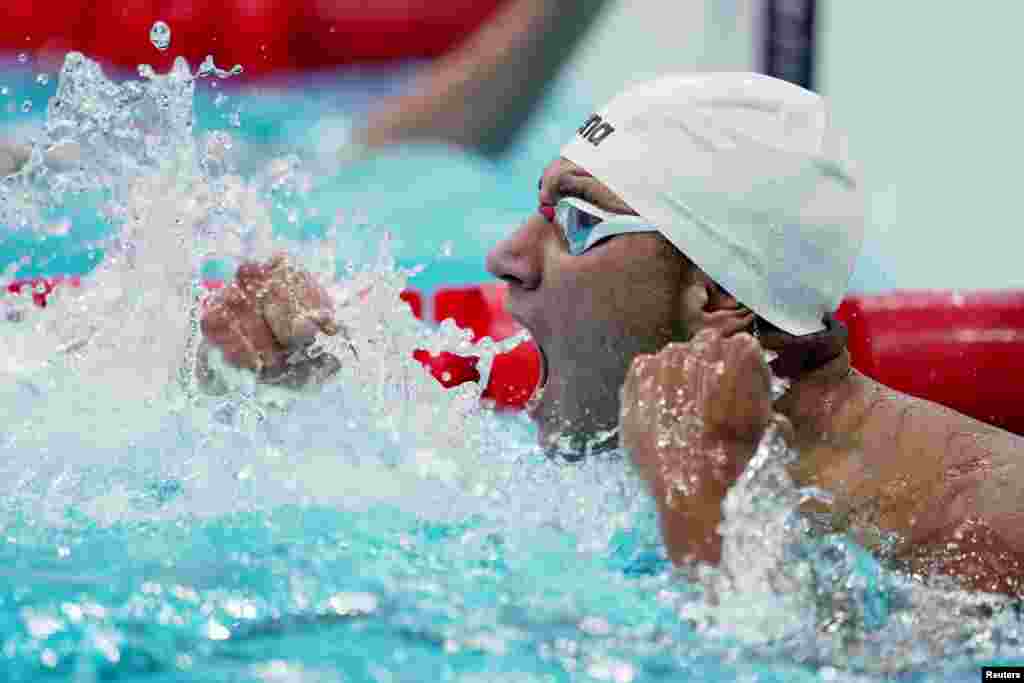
left=486, top=213, right=546, bottom=291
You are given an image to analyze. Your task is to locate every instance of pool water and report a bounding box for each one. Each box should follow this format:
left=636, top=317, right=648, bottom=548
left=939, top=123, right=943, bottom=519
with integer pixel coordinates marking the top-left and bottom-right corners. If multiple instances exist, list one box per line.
left=0, top=52, right=1022, bottom=682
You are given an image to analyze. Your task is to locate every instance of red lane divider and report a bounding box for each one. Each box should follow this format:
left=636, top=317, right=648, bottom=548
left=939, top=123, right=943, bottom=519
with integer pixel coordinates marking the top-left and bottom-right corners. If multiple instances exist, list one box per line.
left=430, top=283, right=541, bottom=408
left=292, top=0, right=505, bottom=68
left=6, top=277, right=1024, bottom=431
left=5, top=275, right=81, bottom=306
left=2, top=0, right=505, bottom=76
left=835, top=291, right=1024, bottom=436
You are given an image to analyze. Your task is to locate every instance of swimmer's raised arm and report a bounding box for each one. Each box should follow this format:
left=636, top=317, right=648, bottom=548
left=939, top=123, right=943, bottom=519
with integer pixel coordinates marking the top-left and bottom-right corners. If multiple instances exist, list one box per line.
left=198, top=253, right=342, bottom=393
left=621, top=326, right=1024, bottom=594
left=619, top=328, right=790, bottom=566
left=356, top=0, right=610, bottom=157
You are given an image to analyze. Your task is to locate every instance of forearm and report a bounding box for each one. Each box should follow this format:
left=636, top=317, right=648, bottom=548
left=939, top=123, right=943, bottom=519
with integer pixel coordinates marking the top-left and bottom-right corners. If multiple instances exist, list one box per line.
left=643, top=436, right=758, bottom=567
left=357, top=0, right=610, bottom=157
left=655, top=491, right=727, bottom=567
left=898, top=516, right=1024, bottom=596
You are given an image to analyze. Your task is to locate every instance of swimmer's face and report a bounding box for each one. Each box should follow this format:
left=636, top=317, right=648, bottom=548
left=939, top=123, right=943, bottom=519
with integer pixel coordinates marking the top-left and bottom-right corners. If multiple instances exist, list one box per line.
left=486, top=158, right=698, bottom=455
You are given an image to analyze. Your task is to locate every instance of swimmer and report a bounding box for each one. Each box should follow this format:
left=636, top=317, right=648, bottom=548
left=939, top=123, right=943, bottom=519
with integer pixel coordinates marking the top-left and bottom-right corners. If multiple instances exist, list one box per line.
left=202, top=73, right=1024, bottom=598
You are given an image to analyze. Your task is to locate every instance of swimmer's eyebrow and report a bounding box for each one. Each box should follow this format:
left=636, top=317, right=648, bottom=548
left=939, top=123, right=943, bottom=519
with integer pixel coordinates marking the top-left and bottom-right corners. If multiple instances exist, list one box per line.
left=538, top=168, right=593, bottom=191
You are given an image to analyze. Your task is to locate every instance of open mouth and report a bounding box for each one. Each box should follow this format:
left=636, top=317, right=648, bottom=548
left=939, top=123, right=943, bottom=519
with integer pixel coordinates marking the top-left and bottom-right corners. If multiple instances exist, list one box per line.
left=501, top=299, right=547, bottom=413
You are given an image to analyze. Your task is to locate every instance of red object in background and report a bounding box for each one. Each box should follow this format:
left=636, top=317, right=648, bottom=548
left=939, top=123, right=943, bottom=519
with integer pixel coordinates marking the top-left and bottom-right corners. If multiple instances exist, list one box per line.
left=403, top=284, right=490, bottom=393
left=81, top=0, right=184, bottom=75
left=835, top=290, right=1024, bottom=436
left=213, top=0, right=298, bottom=77
left=0, top=0, right=91, bottom=68
left=6, top=276, right=81, bottom=307
left=2, top=0, right=505, bottom=75
left=291, top=0, right=505, bottom=68
left=7, top=277, right=1024, bottom=432
left=398, top=289, right=421, bottom=319
left=429, top=283, right=542, bottom=408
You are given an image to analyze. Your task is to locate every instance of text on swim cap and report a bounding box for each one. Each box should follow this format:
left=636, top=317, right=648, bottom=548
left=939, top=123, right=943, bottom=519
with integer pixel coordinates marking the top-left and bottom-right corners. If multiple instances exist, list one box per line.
left=577, top=114, right=615, bottom=146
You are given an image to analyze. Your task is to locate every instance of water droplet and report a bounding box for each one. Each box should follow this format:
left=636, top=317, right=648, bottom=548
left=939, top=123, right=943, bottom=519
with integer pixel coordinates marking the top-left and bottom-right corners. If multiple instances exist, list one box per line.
left=214, top=93, right=227, bottom=108
left=440, top=241, right=454, bottom=258
left=205, top=618, right=230, bottom=640
left=21, top=100, right=31, bottom=113
left=150, top=21, right=171, bottom=51
left=35, top=73, right=48, bottom=86
left=0, top=87, right=8, bottom=96
left=16, top=53, right=28, bottom=64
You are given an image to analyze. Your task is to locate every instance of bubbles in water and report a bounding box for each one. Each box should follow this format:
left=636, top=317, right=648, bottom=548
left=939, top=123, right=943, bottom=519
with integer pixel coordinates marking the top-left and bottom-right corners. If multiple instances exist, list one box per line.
left=149, top=21, right=171, bottom=51
left=16, top=52, right=28, bottom=64
left=21, top=100, right=31, bottom=113
left=35, top=73, right=49, bottom=86
left=0, top=86, right=8, bottom=96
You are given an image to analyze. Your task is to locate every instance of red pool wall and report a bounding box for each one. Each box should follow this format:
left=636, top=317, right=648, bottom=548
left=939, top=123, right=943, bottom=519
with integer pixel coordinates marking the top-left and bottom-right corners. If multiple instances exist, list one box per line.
left=7, top=277, right=1024, bottom=435
left=0, top=0, right=506, bottom=76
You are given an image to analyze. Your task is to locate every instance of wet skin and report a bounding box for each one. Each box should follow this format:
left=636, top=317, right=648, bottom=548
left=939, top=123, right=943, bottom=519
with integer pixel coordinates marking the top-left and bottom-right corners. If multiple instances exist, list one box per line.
left=492, top=157, right=1024, bottom=595
left=201, top=157, right=1024, bottom=596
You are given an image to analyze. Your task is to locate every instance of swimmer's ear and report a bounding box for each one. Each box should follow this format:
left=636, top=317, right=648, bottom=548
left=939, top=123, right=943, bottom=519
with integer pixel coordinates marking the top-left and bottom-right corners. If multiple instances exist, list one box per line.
left=682, top=276, right=755, bottom=338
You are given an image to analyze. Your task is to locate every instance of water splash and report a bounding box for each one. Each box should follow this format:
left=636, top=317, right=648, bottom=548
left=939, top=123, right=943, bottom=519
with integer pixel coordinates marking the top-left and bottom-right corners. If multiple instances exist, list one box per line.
left=196, top=55, right=243, bottom=80
left=0, top=45, right=1020, bottom=682
left=149, top=21, right=171, bottom=52
left=0, top=48, right=547, bottom=516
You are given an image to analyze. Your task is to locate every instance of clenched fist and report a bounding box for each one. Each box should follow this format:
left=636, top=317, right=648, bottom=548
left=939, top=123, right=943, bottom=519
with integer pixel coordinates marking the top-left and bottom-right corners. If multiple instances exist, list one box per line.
left=199, top=254, right=341, bottom=385
left=620, top=328, right=791, bottom=564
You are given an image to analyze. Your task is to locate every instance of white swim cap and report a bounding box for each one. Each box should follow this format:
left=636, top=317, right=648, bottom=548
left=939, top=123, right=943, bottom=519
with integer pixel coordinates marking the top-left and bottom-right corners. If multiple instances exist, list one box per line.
left=561, top=72, right=864, bottom=336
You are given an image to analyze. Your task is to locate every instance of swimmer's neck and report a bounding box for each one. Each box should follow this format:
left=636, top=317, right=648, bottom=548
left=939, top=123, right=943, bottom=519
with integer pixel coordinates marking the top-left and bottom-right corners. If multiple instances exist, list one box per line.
left=759, top=318, right=866, bottom=441
left=772, top=349, right=863, bottom=437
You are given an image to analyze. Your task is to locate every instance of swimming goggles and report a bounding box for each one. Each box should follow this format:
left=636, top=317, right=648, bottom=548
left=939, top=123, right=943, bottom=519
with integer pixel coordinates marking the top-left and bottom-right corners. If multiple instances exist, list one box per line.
left=553, top=197, right=657, bottom=255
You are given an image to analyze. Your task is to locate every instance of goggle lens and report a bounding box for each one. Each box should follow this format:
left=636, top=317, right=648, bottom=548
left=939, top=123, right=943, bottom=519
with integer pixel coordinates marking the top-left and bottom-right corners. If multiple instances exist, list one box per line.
left=552, top=198, right=656, bottom=255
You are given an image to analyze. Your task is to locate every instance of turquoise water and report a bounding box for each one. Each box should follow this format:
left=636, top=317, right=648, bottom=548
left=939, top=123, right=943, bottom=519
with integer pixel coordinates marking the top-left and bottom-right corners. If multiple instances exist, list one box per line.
left=0, top=55, right=1022, bottom=682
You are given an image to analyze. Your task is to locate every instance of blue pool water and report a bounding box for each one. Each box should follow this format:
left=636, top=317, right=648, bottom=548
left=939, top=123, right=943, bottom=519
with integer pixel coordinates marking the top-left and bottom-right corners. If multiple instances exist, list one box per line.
left=0, top=55, right=1021, bottom=682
